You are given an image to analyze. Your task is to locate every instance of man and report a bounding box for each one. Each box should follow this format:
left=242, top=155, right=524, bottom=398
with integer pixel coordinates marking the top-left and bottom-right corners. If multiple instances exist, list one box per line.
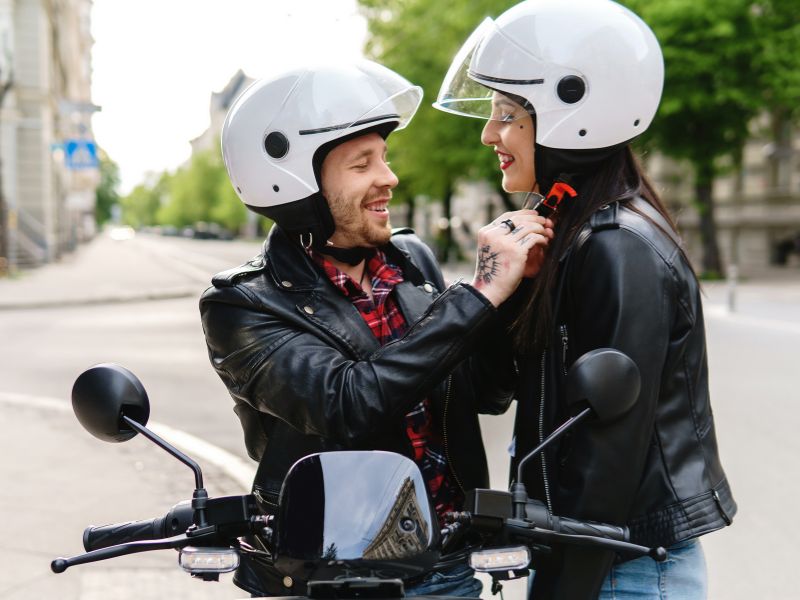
left=200, top=60, right=552, bottom=596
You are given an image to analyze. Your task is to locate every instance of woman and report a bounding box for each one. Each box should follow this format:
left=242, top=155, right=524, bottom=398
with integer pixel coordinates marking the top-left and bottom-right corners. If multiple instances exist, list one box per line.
left=434, top=1, right=736, bottom=598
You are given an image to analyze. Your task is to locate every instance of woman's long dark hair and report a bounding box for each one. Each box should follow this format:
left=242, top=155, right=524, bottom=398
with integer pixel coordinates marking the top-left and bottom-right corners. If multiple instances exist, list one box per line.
left=513, top=145, right=683, bottom=355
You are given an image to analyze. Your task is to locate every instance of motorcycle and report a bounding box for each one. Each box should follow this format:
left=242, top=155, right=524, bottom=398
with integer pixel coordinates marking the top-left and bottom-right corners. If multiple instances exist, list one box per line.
left=51, top=348, right=666, bottom=598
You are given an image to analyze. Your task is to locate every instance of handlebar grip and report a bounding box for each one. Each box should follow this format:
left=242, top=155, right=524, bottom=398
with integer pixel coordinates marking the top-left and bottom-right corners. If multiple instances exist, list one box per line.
left=553, top=515, right=628, bottom=542
left=83, top=516, right=167, bottom=552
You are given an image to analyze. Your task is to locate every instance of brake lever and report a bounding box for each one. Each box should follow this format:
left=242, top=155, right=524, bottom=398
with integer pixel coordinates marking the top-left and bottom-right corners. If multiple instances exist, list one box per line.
left=51, top=531, right=201, bottom=573
left=504, top=519, right=667, bottom=562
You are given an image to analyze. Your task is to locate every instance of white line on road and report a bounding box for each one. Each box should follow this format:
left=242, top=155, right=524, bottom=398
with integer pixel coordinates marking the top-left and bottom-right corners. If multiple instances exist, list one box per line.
left=0, top=391, right=256, bottom=490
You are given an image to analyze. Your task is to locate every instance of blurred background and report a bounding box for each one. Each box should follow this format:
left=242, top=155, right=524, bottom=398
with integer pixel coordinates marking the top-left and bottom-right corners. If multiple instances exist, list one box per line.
left=0, top=0, right=798, bottom=277
left=0, top=1, right=798, bottom=599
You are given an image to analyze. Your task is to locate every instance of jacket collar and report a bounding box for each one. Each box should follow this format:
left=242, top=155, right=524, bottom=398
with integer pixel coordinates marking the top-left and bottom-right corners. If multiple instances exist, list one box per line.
left=262, top=226, right=435, bottom=357
left=263, top=225, right=426, bottom=292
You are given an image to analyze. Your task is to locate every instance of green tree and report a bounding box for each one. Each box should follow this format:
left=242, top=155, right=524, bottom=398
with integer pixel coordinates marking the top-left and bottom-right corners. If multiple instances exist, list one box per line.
left=752, top=0, right=800, bottom=190
left=120, top=173, right=168, bottom=229
left=155, top=145, right=250, bottom=234
left=623, top=0, right=763, bottom=277
left=157, top=152, right=218, bottom=227
left=210, top=166, right=249, bottom=233
left=358, top=0, right=518, bottom=260
left=94, top=149, right=120, bottom=226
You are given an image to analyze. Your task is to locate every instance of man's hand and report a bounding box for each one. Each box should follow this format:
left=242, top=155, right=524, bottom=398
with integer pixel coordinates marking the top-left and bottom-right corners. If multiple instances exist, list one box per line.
left=471, top=210, right=554, bottom=307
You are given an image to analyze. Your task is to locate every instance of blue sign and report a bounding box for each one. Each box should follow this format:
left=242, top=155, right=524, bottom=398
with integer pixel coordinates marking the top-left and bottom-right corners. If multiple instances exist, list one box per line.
left=64, top=139, right=99, bottom=170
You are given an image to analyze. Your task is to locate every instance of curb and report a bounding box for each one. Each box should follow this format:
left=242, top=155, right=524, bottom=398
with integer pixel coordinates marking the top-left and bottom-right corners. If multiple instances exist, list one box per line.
left=0, top=287, right=200, bottom=311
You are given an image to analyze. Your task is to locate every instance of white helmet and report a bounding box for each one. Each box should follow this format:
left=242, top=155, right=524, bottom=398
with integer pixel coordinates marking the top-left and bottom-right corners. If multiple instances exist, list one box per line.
left=222, top=61, right=422, bottom=242
left=434, top=0, right=664, bottom=151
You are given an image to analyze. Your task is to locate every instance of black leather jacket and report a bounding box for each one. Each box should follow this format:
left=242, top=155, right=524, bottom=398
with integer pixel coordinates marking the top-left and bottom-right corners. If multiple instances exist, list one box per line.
left=513, top=198, right=737, bottom=599
left=200, top=226, right=515, bottom=594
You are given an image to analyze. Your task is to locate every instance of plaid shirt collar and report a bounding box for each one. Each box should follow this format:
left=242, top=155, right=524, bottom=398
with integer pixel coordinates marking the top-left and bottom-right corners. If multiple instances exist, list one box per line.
left=310, top=249, right=404, bottom=300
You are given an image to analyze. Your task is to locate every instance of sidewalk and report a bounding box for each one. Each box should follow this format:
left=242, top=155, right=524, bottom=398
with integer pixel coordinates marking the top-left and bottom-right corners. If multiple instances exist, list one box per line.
left=0, top=231, right=209, bottom=310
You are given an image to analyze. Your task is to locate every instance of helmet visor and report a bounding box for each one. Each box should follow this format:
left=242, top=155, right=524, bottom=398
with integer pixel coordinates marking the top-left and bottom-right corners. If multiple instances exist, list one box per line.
left=293, top=61, right=423, bottom=137
left=434, top=18, right=539, bottom=122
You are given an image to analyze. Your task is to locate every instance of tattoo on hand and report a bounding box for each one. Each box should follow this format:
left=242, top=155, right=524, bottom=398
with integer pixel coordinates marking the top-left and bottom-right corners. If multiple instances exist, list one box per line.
left=477, top=245, right=501, bottom=284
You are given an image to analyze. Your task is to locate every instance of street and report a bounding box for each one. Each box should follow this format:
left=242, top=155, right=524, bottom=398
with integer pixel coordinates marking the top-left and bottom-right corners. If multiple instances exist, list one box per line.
left=1, top=232, right=798, bottom=599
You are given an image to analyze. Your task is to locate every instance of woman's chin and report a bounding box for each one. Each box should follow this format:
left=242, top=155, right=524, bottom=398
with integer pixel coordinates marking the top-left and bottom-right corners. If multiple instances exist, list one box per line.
left=501, top=175, right=536, bottom=195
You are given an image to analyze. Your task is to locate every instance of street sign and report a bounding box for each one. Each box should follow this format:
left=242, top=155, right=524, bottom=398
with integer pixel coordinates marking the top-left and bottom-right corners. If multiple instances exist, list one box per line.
left=64, top=139, right=99, bottom=170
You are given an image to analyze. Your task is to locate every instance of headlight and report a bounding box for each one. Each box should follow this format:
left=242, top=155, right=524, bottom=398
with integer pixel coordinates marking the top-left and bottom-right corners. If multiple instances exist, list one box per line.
left=179, top=547, right=239, bottom=573
left=468, top=546, right=530, bottom=572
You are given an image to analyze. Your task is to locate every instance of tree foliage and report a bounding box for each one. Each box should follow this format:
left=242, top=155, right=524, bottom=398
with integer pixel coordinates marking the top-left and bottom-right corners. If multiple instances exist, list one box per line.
left=753, top=0, right=800, bottom=120
left=621, top=0, right=798, bottom=275
left=120, top=173, right=168, bottom=229
left=623, top=0, right=761, bottom=180
left=359, top=0, right=517, bottom=203
left=119, top=142, right=251, bottom=234
left=94, top=149, right=120, bottom=226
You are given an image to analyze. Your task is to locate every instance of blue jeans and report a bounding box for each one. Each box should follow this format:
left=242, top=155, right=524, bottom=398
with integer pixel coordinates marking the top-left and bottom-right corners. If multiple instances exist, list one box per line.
left=404, top=563, right=483, bottom=598
left=599, top=538, right=707, bottom=600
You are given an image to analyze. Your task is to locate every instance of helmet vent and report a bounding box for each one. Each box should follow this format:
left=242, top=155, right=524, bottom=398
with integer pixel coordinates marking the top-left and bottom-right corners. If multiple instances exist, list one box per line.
left=557, top=76, right=586, bottom=104
left=265, top=131, right=290, bottom=159
left=634, top=119, right=641, bottom=127
left=579, top=129, right=587, bottom=137
left=273, top=185, right=280, bottom=192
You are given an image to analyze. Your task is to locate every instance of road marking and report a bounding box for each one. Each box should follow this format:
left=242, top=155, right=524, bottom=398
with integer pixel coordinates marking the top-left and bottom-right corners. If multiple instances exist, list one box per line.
left=0, top=392, right=256, bottom=490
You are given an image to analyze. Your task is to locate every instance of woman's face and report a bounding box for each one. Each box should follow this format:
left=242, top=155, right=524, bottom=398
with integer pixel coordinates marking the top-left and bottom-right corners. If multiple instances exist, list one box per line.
left=481, top=93, right=536, bottom=193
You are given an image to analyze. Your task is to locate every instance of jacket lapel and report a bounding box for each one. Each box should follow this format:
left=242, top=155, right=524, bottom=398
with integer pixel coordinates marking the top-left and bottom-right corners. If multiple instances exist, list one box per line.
left=262, top=226, right=436, bottom=358
left=393, top=280, right=436, bottom=325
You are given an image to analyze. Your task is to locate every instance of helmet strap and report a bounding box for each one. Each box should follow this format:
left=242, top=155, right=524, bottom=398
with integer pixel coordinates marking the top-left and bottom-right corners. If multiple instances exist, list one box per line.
left=316, top=244, right=374, bottom=266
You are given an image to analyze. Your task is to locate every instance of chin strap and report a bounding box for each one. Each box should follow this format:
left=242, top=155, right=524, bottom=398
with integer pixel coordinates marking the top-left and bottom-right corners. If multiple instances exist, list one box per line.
left=315, top=244, right=374, bottom=266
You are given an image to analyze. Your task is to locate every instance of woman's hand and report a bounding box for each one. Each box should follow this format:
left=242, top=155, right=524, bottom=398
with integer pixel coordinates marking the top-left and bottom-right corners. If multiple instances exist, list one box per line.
left=471, top=209, right=554, bottom=307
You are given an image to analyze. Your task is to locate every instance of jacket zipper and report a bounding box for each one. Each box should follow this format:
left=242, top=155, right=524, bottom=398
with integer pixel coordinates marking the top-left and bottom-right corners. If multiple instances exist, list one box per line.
left=442, top=374, right=466, bottom=494
left=539, top=352, right=553, bottom=512
left=560, top=324, right=569, bottom=376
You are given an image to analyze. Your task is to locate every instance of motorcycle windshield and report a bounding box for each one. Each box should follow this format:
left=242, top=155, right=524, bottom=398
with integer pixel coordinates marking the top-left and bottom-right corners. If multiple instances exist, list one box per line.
left=276, top=451, right=437, bottom=563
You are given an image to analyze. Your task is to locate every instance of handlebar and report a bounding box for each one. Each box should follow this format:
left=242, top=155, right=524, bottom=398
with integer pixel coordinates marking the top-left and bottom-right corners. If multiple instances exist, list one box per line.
left=83, top=500, right=194, bottom=551
left=461, top=489, right=666, bottom=562
left=54, top=495, right=262, bottom=574
left=552, top=514, right=627, bottom=541
left=84, top=517, right=167, bottom=551
left=524, top=499, right=628, bottom=542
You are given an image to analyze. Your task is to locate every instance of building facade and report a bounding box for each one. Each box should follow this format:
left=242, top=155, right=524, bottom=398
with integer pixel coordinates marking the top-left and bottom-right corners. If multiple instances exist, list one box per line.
left=0, top=0, right=98, bottom=271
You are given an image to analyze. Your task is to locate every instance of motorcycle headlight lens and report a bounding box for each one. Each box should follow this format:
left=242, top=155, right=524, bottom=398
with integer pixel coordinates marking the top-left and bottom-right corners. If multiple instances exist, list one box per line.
left=468, top=546, right=530, bottom=572
left=179, top=547, right=239, bottom=573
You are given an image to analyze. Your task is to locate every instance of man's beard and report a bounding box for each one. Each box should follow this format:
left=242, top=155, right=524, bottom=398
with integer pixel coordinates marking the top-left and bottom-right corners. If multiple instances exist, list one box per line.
left=327, top=191, right=392, bottom=247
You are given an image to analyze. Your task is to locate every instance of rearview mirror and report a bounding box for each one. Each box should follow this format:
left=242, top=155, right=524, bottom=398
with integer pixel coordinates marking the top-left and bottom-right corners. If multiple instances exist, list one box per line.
left=71, top=364, right=150, bottom=443
left=566, top=348, right=640, bottom=421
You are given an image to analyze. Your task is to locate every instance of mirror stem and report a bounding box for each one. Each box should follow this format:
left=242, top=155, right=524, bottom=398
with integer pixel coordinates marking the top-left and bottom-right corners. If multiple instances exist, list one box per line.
left=515, top=406, right=593, bottom=501
left=122, top=416, right=205, bottom=489
left=122, top=416, right=209, bottom=527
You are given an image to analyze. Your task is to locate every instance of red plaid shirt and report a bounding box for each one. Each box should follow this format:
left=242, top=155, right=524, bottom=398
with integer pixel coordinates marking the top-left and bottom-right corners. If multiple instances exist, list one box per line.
left=311, top=249, right=463, bottom=522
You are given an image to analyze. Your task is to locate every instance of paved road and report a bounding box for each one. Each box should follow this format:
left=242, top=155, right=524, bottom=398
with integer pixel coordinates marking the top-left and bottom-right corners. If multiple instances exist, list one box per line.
left=1, top=231, right=798, bottom=599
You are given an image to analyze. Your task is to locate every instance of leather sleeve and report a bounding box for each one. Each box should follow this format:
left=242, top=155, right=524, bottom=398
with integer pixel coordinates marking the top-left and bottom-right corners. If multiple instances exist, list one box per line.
left=548, top=226, right=676, bottom=598
left=394, top=232, right=516, bottom=415
left=200, top=282, right=498, bottom=447
left=465, top=298, right=518, bottom=415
